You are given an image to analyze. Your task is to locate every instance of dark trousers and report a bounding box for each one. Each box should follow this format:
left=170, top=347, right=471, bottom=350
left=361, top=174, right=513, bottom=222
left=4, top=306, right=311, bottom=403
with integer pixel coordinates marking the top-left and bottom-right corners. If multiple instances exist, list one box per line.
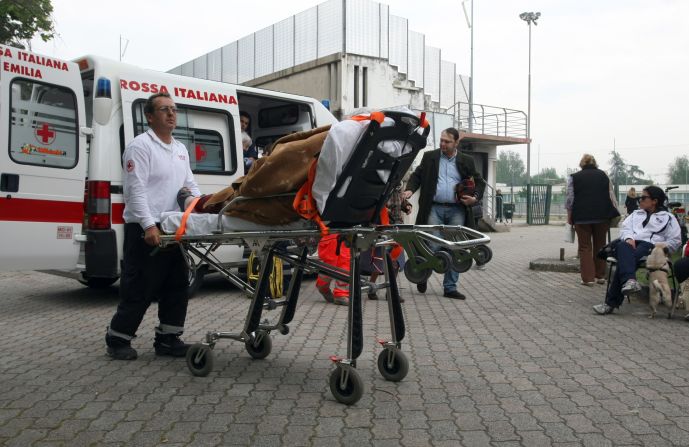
left=674, top=256, right=689, bottom=284
left=605, top=240, right=653, bottom=308
left=109, top=223, right=189, bottom=337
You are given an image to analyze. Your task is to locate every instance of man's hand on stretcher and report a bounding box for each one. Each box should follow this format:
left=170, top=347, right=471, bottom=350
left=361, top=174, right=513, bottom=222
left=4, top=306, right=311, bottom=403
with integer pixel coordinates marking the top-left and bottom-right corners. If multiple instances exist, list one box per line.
left=144, top=225, right=161, bottom=247
left=402, top=190, right=477, bottom=206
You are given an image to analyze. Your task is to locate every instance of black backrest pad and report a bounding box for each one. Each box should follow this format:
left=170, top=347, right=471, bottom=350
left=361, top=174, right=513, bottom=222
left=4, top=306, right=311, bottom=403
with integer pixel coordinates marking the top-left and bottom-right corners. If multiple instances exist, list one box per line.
left=321, top=110, right=429, bottom=226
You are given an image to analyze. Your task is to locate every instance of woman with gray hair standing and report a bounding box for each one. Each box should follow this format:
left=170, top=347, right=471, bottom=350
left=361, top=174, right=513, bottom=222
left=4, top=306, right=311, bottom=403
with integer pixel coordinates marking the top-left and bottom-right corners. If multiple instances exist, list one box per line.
left=566, top=154, right=620, bottom=286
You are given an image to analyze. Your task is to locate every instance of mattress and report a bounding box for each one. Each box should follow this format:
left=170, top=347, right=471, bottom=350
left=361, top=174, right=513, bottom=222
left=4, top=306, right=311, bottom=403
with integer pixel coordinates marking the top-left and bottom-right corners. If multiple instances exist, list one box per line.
left=160, top=211, right=315, bottom=236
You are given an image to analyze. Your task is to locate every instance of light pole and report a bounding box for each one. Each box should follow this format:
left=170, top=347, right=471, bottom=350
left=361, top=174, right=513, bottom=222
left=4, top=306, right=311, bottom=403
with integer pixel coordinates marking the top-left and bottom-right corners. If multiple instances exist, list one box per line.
left=461, top=0, right=474, bottom=132
left=519, top=11, right=540, bottom=184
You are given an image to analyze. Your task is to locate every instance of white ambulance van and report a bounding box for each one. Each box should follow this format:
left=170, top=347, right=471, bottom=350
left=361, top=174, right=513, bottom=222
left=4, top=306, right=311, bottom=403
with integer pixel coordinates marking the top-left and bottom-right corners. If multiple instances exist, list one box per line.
left=0, top=45, right=336, bottom=291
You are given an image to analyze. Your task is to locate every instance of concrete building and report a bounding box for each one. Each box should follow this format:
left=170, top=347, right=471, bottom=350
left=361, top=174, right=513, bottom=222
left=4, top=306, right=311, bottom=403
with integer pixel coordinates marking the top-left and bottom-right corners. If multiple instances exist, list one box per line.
left=169, top=0, right=528, bottom=221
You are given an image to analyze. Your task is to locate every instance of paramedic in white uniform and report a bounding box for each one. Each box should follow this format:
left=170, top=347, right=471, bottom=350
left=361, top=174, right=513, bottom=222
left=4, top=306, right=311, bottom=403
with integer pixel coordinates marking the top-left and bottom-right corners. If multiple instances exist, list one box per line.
left=105, top=92, right=201, bottom=360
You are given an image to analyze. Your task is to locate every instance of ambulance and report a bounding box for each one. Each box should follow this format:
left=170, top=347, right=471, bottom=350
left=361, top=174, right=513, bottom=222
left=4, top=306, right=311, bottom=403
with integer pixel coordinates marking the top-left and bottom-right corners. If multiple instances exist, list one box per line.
left=0, top=45, right=337, bottom=292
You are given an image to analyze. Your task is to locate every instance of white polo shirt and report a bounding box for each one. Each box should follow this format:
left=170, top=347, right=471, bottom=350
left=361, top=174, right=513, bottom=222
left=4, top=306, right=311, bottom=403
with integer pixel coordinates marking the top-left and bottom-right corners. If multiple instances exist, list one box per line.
left=122, top=129, right=201, bottom=230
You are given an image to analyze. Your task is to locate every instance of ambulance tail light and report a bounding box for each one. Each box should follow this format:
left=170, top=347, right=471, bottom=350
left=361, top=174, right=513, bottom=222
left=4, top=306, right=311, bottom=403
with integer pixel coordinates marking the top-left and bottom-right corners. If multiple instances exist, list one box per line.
left=93, top=77, right=113, bottom=125
left=87, top=180, right=111, bottom=230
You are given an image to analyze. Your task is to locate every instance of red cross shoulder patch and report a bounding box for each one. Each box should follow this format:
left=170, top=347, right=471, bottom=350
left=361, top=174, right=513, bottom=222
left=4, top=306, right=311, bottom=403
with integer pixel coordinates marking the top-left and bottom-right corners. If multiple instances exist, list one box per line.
left=126, top=160, right=135, bottom=172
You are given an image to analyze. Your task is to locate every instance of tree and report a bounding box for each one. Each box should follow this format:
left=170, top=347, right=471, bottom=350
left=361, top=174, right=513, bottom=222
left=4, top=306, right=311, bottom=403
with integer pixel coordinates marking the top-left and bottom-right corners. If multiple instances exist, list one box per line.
left=496, top=150, right=526, bottom=186
left=0, top=0, right=55, bottom=49
left=668, top=156, right=689, bottom=184
left=530, top=167, right=565, bottom=185
left=608, top=150, right=653, bottom=195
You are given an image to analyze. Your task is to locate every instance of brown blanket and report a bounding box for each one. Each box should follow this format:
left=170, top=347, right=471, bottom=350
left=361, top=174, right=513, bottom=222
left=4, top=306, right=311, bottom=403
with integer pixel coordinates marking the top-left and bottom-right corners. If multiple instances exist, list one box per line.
left=201, top=125, right=331, bottom=225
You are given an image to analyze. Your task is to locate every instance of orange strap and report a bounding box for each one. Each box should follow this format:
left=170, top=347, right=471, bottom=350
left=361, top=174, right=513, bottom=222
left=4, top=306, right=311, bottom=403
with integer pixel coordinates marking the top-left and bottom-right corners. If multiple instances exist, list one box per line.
left=350, top=111, right=385, bottom=124
left=293, top=159, right=329, bottom=236
left=175, top=196, right=200, bottom=241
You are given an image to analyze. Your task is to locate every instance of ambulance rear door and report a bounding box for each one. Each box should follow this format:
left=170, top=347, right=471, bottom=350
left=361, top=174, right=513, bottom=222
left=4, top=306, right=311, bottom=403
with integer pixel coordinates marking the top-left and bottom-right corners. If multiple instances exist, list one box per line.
left=0, top=45, right=87, bottom=271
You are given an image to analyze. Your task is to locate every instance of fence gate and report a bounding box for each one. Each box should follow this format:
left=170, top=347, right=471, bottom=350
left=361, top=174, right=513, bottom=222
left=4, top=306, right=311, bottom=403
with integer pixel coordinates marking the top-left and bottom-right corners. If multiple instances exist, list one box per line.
left=527, top=184, right=552, bottom=225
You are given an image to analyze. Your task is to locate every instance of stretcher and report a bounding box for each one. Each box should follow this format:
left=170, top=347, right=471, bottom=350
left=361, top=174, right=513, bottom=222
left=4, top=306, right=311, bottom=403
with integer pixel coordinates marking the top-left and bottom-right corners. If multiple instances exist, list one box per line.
left=158, top=110, right=492, bottom=405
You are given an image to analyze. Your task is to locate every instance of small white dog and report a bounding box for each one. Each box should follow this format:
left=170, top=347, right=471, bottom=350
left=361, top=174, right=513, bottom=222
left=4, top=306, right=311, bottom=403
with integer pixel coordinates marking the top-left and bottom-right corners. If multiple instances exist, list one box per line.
left=645, top=242, right=674, bottom=319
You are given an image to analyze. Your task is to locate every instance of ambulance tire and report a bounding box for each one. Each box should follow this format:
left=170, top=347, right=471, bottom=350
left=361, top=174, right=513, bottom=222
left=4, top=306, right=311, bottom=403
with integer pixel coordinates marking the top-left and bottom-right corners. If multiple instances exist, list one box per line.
left=78, top=277, right=118, bottom=289
left=187, top=265, right=208, bottom=299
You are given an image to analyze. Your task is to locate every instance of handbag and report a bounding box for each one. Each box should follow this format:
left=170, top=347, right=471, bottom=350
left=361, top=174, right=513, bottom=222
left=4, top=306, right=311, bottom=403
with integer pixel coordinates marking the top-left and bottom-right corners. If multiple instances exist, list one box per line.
left=454, top=178, right=476, bottom=202
left=597, top=239, right=622, bottom=260
left=471, top=202, right=484, bottom=220
left=564, top=223, right=575, bottom=243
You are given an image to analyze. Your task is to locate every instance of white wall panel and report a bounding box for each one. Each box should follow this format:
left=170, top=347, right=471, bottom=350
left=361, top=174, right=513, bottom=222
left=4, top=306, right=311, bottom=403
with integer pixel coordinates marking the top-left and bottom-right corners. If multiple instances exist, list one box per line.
left=255, top=26, right=274, bottom=78
left=424, top=46, right=440, bottom=102
left=274, top=17, right=294, bottom=72
left=440, top=60, right=455, bottom=109
left=407, top=30, right=424, bottom=88
left=295, top=7, right=318, bottom=65
left=318, top=0, right=343, bottom=58
left=207, top=48, right=222, bottom=81
left=379, top=3, right=388, bottom=59
left=389, top=15, right=407, bottom=74
left=221, top=42, right=238, bottom=84
left=456, top=74, right=469, bottom=104
left=193, top=55, right=207, bottom=79
left=237, top=35, right=255, bottom=83
left=182, top=61, right=193, bottom=77
left=346, top=0, right=379, bottom=57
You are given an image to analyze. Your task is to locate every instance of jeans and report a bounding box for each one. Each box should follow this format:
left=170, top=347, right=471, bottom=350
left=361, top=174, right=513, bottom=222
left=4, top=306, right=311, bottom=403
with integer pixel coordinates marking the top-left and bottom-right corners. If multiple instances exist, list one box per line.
left=605, top=240, right=654, bottom=308
left=427, top=204, right=466, bottom=292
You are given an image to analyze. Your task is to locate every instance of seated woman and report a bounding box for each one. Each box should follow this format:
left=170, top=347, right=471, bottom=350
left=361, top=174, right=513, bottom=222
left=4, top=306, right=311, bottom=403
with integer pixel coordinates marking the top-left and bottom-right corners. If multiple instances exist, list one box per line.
left=593, top=186, right=681, bottom=315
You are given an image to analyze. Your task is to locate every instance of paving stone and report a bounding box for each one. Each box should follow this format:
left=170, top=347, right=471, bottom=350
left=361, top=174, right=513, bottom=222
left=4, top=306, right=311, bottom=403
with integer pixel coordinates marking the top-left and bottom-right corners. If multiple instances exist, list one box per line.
left=3, top=225, right=689, bottom=446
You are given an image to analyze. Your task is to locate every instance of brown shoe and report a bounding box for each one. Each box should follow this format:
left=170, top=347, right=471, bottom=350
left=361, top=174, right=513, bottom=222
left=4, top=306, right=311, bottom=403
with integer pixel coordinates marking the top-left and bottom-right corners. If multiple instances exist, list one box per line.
left=333, top=296, right=349, bottom=306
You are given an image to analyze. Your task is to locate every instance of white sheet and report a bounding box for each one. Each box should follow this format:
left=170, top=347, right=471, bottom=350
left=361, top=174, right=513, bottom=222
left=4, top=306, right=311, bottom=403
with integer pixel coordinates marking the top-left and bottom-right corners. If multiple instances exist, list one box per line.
left=160, top=211, right=316, bottom=236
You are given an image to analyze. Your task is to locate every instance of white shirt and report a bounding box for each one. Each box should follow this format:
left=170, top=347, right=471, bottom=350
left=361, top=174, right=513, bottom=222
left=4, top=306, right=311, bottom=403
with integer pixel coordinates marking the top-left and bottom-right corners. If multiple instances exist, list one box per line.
left=312, top=115, right=415, bottom=214
left=619, top=209, right=682, bottom=252
left=122, top=129, right=200, bottom=229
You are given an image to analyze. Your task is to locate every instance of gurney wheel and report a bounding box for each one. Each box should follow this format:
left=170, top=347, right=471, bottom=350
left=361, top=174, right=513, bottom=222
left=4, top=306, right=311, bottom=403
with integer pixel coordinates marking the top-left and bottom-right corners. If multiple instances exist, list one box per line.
left=451, top=250, right=473, bottom=273
left=329, top=366, right=364, bottom=405
left=377, top=349, right=409, bottom=382
left=433, top=251, right=452, bottom=274
left=245, top=331, right=272, bottom=359
left=403, top=257, right=432, bottom=284
left=474, top=245, right=493, bottom=265
left=186, top=344, right=214, bottom=377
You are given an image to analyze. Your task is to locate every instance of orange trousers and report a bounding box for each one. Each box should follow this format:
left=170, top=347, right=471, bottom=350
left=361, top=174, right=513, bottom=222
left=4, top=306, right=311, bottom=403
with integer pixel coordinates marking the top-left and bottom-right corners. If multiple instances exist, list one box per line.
left=316, top=234, right=351, bottom=298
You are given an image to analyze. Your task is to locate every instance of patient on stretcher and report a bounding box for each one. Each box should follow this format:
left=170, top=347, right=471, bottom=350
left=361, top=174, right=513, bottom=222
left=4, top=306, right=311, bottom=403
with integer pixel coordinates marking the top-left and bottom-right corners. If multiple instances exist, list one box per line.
left=162, top=109, right=424, bottom=236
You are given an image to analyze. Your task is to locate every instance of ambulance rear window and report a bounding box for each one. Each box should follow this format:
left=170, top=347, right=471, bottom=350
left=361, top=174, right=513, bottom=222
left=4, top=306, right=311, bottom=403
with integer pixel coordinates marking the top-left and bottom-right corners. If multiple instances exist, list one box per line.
left=132, top=102, right=236, bottom=175
left=8, top=79, right=78, bottom=169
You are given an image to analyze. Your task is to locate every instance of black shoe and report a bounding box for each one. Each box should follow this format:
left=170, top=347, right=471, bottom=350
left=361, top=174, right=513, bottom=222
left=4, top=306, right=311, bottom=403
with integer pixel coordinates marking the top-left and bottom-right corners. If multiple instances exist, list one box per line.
left=443, top=290, right=466, bottom=300
left=154, top=333, right=190, bottom=357
left=105, top=333, right=138, bottom=360
left=417, top=281, right=427, bottom=293
left=368, top=291, right=379, bottom=300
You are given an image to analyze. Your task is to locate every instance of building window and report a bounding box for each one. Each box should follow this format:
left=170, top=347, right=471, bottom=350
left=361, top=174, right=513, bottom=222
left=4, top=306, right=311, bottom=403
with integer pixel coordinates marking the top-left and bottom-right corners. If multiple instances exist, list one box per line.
left=362, top=67, right=368, bottom=107
left=353, top=65, right=359, bottom=109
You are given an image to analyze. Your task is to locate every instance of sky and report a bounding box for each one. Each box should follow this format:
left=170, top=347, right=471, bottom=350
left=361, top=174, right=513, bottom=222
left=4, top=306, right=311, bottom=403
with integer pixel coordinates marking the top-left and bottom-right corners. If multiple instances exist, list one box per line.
left=29, top=0, right=689, bottom=183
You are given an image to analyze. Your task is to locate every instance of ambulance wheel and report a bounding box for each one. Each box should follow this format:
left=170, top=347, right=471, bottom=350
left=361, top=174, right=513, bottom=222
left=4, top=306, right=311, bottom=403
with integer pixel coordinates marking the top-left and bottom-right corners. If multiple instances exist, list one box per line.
left=433, top=251, right=452, bottom=274
left=187, top=265, right=208, bottom=298
left=377, top=349, right=409, bottom=382
left=186, top=344, right=214, bottom=377
left=329, top=366, right=364, bottom=405
left=245, top=331, right=272, bottom=359
left=474, top=245, right=493, bottom=265
left=78, top=276, right=118, bottom=289
left=404, top=256, right=432, bottom=284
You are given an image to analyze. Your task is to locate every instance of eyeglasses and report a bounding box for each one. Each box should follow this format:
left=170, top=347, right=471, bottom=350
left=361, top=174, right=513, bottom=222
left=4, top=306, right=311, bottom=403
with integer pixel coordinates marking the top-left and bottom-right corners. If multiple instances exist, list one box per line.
left=156, top=106, right=178, bottom=114
left=640, top=195, right=651, bottom=201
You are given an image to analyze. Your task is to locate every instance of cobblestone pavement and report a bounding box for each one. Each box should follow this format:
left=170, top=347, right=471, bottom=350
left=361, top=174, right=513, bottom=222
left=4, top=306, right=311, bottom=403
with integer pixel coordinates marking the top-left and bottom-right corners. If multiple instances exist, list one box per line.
left=2, top=224, right=689, bottom=446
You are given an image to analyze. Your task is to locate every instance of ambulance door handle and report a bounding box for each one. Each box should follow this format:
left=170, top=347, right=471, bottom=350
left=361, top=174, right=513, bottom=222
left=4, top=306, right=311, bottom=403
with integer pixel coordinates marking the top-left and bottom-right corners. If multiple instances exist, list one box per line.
left=0, top=173, right=19, bottom=193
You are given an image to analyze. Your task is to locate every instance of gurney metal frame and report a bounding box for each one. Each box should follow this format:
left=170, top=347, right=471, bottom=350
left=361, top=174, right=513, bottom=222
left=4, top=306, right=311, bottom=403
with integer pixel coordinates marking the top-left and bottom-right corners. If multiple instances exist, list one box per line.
left=159, top=110, right=492, bottom=405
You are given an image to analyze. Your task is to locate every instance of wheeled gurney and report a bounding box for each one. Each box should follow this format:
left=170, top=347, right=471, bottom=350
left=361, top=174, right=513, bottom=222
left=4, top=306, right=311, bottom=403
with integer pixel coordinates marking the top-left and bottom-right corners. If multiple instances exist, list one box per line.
left=158, top=110, right=492, bottom=405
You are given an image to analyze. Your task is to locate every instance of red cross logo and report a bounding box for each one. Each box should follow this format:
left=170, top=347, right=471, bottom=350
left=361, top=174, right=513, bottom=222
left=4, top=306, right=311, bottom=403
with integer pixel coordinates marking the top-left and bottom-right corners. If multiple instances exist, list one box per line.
left=195, top=144, right=207, bottom=162
left=126, top=160, right=135, bottom=172
left=35, top=123, right=56, bottom=145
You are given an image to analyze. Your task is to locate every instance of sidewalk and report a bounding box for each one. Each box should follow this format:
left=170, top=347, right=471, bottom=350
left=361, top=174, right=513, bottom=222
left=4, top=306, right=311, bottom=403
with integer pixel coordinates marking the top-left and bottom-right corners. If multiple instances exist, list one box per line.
left=1, top=225, right=689, bottom=446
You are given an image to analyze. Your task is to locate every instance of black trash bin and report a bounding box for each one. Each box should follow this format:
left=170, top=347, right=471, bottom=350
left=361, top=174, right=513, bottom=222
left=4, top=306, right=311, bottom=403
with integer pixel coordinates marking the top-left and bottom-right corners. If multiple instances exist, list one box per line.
left=503, top=203, right=515, bottom=223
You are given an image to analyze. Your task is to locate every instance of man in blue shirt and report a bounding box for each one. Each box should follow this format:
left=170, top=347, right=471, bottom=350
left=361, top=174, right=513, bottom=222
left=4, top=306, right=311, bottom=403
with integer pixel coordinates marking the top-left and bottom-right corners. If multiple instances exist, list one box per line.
left=403, top=128, right=484, bottom=299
